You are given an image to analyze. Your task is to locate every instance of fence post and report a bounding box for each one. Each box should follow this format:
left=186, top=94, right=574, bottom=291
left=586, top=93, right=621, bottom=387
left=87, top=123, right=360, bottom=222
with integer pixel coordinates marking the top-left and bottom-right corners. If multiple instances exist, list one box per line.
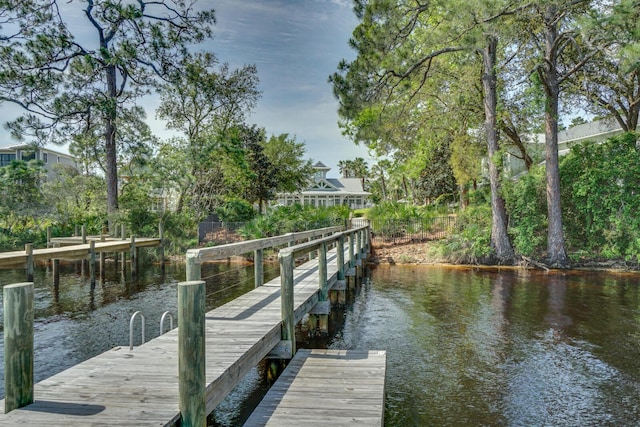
left=25, top=244, right=34, bottom=282
left=279, top=251, right=295, bottom=358
left=4, top=282, right=34, bottom=414
left=178, top=280, right=206, bottom=427
left=186, top=250, right=202, bottom=282
left=254, top=248, right=264, bottom=288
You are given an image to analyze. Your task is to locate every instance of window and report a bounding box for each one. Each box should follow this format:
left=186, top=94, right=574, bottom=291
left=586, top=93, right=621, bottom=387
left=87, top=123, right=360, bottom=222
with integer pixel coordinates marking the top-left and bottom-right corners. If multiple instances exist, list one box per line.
left=57, top=156, right=61, bottom=163
left=21, top=151, right=36, bottom=161
left=0, top=153, right=16, bottom=167
left=43, top=152, right=48, bottom=163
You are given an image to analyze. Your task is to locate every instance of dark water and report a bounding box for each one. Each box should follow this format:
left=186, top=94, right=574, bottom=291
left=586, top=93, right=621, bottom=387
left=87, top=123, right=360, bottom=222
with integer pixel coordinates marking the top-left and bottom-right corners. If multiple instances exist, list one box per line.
left=337, top=265, right=640, bottom=426
left=2, top=262, right=640, bottom=426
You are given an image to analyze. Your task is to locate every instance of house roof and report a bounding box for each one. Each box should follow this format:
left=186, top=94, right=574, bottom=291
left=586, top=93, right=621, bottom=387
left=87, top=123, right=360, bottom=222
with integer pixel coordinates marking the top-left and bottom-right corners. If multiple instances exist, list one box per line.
left=0, top=143, right=73, bottom=158
left=313, top=160, right=330, bottom=169
left=558, top=119, right=623, bottom=143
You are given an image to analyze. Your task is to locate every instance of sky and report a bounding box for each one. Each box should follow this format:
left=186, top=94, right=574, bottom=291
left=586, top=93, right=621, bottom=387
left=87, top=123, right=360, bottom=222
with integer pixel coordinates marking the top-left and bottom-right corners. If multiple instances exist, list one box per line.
left=0, top=0, right=372, bottom=178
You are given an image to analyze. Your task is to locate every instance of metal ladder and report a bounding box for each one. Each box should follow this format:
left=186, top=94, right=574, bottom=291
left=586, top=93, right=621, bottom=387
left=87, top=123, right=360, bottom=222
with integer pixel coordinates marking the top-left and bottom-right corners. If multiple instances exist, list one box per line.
left=129, top=310, right=174, bottom=350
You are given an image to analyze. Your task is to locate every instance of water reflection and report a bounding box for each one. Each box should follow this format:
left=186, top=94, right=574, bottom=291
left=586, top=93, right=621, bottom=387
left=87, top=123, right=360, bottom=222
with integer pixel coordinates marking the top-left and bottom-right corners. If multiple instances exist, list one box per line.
left=3, top=263, right=640, bottom=426
left=333, top=265, right=640, bottom=426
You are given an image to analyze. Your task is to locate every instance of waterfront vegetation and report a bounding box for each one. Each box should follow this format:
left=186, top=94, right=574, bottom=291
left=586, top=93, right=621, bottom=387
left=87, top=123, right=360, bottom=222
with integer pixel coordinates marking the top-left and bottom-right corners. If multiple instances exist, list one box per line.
left=1, top=1, right=639, bottom=271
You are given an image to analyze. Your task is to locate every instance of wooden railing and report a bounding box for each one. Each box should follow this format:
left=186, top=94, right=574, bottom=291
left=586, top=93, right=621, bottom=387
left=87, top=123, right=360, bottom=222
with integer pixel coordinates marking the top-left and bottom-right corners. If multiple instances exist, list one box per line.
left=275, top=224, right=370, bottom=357
left=184, top=226, right=344, bottom=282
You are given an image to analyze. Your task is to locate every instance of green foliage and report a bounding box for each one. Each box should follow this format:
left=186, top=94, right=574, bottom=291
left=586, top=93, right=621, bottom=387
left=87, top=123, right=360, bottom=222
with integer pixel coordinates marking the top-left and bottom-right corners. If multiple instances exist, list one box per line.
left=437, top=205, right=492, bottom=263
left=561, top=132, right=640, bottom=260
left=238, top=205, right=348, bottom=240
left=503, top=166, right=548, bottom=256
left=215, top=198, right=256, bottom=223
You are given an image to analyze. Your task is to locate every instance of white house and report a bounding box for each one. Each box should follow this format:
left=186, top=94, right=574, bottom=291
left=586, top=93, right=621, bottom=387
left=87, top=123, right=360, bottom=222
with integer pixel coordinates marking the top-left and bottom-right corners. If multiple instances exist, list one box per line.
left=504, top=119, right=632, bottom=177
left=0, top=143, right=77, bottom=180
left=275, top=161, right=372, bottom=209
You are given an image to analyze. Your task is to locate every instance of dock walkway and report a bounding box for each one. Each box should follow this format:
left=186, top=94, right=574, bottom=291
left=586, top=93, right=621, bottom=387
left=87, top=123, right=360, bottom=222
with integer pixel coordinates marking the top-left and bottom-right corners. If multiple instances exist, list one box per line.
left=0, top=247, right=351, bottom=426
left=244, top=349, right=387, bottom=426
left=0, top=238, right=160, bottom=268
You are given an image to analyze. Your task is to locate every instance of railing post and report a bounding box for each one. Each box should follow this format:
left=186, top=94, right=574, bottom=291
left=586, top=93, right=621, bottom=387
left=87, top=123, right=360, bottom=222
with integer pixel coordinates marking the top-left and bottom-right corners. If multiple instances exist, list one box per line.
left=4, top=282, right=34, bottom=413
left=356, top=230, right=362, bottom=260
left=186, top=250, right=202, bottom=282
left=254, top=248, right=264, bottom=288
left=178, top=281, right=206, bottom=427
left=25, top=244, right=34, bottom=282
left=337, top=234, right=345, bottom=280
left=348, top=232, right=355, bottom=268
left=279, top=251, right=296, bottom=358
left=81, top=225, right=87, bottom=244
left=319, top=242, right=328, bottom=301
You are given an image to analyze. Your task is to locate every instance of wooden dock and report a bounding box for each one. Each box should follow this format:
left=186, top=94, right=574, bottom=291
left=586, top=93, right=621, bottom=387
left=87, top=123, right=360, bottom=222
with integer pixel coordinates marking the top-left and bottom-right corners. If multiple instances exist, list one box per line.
left=244, top=349, right=387, bottom=426
left=0, top=238, right=161, bottom=268
left=0, top=226, right=376, bottom=426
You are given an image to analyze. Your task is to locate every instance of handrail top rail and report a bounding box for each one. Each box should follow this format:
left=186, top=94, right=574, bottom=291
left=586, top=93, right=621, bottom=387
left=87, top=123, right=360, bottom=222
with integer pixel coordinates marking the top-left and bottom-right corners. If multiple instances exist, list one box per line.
left=186, top=225, right=343, bottom=264
left=279, top=224, right=369, bottom=258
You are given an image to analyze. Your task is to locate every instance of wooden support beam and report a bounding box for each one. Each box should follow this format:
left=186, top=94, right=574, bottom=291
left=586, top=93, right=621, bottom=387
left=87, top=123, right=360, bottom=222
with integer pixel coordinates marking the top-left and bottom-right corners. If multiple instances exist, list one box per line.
left=178, top=281, right=206, bottom=427
left=89, top=241, right=96, bottom=287
left=278, top=251, right=295, bottom=359
left=25, top=244, right=33, bottom=282
left=254, top=248, right=263, bottom=288
left=348, top=232, right=355, bottom=268
left=186, top=250, right=201, bottom=282
left=337, top=235, right=345, bottom=281
left=130, top=235, right=137, bottom=277
left=159, top=220, right=165, bottom=268
left=3, top=282, right=34, bottom=414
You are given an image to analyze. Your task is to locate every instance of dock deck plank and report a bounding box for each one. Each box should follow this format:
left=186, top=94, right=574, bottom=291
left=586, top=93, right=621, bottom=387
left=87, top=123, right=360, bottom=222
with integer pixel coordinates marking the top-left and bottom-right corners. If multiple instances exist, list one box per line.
left=243, top=349, right=386, bottom=427
left=0, top=247, right=358, bottom=426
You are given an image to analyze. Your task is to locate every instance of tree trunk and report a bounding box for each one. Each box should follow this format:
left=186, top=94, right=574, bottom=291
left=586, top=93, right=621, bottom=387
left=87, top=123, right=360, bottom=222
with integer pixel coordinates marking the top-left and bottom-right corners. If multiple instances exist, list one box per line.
left=541, top=5, right=569, bottom=268
left=481, top=35, right=514, bottom=263
left=105, top=63, right=119, bottom=230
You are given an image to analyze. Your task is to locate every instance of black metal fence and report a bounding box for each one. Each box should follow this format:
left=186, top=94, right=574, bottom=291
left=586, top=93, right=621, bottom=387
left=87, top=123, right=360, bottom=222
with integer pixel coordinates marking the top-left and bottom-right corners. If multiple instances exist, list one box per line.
left=368, top=216, right=457, bottom=245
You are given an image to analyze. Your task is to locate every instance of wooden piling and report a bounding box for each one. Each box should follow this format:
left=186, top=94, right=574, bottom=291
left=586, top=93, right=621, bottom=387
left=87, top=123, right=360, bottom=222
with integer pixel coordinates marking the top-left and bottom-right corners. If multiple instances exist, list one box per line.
left=120, top=225, right=126, bottom=274
left=279, top=251, right=296, bottom=358
left=130, top=235, right=137, bottom=277
left=99, top=233, right=106, bottom=283
left=53, top=258, right=60, bottom=288
left=89, top=240, right=96, bottom=286
left=178, top=281, right=206, bottom=427
left=186, top=250, right=201, bottom=282
left=337, top=234, right=345, bottom=280
left=254, top=248, right=263, bottom=288
left=348, top=232, right=355, bottom=268
left=159, top=220, right=165, bottom=268
left=3, top=282, right=34, bottom=414
left=25, top=244, right=34, bottom=282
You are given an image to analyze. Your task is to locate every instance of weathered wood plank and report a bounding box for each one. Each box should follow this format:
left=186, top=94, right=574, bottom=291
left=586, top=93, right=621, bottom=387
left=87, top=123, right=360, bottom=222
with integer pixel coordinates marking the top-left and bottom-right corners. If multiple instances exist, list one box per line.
left=0, top=239, right=161, bottom=268
left=243, top=349, right=386, bottom=427
left=0, top=242, right=363, bottom=426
